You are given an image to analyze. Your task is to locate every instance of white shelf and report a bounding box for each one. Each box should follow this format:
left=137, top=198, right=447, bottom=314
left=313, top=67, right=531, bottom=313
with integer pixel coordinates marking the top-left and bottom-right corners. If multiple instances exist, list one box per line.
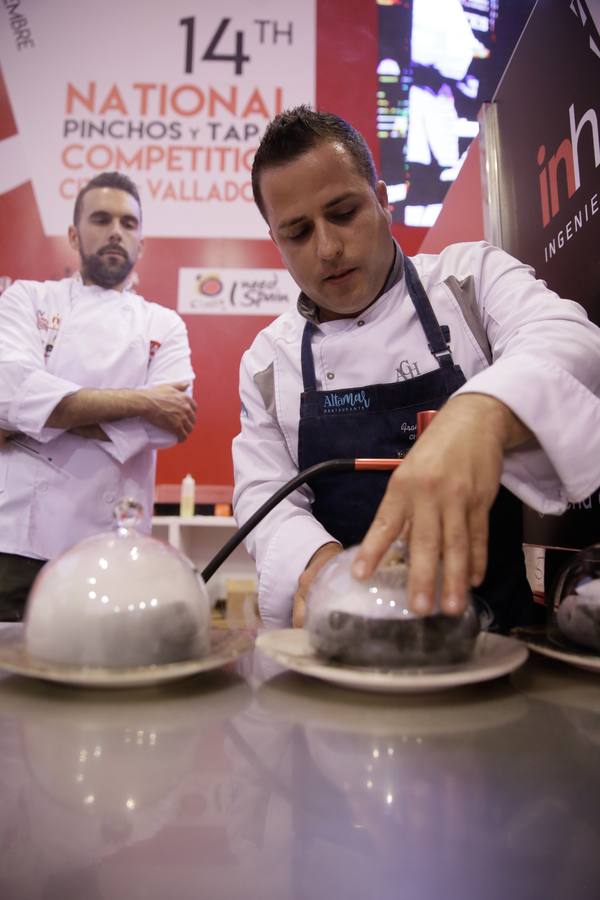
left=151, top=515, right=256, bottom=602
left=152, top=515, right=236, bottom=527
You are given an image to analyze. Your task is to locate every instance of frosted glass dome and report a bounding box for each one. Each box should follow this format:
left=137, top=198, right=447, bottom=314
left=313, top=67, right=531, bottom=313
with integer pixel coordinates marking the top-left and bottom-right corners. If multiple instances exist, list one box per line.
left=306, top=543, right=479, bottom=667
left=25, top=499, right=211, bottom=668
left=551, top=543, right=600, bottom=653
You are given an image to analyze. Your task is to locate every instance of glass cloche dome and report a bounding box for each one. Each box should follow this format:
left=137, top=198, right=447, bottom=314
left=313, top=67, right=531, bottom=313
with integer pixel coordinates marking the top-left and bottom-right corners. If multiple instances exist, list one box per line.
left=306, top=542, right=479, bottom=667
left=550, top=543, right=600, bottom=653
left=24, top=499, right=211, bottom=668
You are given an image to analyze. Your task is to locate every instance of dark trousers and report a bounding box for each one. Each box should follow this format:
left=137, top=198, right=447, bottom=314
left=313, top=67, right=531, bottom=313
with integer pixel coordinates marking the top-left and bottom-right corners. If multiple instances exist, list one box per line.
left=0, top=552, right=47, bottom=621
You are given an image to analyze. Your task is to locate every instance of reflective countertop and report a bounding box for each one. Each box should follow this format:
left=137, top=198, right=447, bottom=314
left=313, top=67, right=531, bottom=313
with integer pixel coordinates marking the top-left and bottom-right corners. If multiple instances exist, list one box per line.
left=0, top=631, right=599, bottom=900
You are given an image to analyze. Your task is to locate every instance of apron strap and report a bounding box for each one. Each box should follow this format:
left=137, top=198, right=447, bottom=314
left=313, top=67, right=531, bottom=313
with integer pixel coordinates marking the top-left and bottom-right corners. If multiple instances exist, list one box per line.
left=403, top=256, right=454, bottom=369
left=301, top=320, right=318, bottom=391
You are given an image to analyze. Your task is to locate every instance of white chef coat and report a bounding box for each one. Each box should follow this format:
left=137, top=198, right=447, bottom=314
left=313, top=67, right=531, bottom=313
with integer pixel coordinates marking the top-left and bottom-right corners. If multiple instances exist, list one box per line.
left=0, top=276, right=194, bottom=560
left=232, top=241, right=600, bottom=627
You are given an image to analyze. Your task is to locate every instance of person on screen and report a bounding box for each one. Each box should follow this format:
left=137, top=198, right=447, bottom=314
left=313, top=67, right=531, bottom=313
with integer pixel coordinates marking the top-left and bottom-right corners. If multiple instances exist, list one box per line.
left=405, top=0, right=489, bottom=225
left=231, top=105, right=600, bottom=633
left=0, top=172, right=196, bottom=620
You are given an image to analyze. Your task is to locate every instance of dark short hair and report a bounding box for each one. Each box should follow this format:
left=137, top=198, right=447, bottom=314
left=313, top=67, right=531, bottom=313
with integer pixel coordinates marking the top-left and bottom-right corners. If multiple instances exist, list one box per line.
left=251, top=105, right=377, bottom=219
left=73, top=172, right=142, bottom=225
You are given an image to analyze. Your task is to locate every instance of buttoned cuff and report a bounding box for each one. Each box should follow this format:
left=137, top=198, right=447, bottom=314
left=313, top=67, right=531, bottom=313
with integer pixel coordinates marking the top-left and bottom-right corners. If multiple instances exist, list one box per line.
left=100, top=419, right=176, bottom=463
left=257, top=515, right=339, bottom=628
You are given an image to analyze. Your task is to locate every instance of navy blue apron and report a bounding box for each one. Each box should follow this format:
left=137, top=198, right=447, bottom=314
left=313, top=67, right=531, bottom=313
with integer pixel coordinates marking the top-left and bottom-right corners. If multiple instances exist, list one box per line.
left=297, top=256, right=536, bottom=633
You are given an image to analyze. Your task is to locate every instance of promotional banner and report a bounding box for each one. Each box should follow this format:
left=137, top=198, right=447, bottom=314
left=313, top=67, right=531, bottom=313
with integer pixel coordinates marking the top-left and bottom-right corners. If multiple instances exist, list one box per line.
left=178, top=266, right=298, bottom=316
left=484, top=0, right=600, bottom=320
left=480, top=0, right=600, bottom=549
left=0, top=0, right=315, bottom=239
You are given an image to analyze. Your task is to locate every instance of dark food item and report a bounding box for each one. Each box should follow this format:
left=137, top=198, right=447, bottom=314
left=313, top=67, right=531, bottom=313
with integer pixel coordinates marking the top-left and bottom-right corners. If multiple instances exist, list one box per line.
left=310, top=608, right=480, bottom=668
left=306, top=544, right=480, bottom=669
left=24, top=499, right=211, bottom=668
left=75, top=601, right=205, bottom=668
left=554, top=587, right=600, bottom=653
left=551, top=544, right=600, bottom=654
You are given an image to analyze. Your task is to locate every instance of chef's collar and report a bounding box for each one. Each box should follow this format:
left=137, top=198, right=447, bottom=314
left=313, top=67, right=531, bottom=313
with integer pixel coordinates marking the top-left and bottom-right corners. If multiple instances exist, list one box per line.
left=296, top=239, right=404, bottom=323
left=72, top=271, right=138, bottom=292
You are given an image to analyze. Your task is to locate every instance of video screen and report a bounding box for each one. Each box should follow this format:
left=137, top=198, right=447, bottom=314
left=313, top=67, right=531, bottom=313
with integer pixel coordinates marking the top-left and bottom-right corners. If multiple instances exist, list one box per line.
left=376, top=0, right=536, bottom=226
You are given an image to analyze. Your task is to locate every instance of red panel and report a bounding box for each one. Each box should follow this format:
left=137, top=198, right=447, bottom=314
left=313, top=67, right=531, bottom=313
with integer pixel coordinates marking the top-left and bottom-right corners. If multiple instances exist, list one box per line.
left=0, top=182, right=73, bottom=280
left=419, top=137, right=485, bottom=253
left=0, top=63, right=17, bottom=140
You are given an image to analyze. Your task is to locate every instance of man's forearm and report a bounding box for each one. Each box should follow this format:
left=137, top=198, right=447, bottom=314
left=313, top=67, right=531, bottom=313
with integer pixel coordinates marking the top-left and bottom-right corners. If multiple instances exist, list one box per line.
left=45, top=388, right=149, bottom=429
left=45, top=383, right=196, bottom=442
left=446, top=393, right=533, bottom=451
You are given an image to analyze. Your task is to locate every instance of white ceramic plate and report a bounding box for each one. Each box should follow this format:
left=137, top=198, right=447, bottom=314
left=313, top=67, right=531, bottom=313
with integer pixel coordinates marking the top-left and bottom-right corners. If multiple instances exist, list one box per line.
left=256, top=629, right=528, bottom=693
left=521, top=634, right=600, bottom=674
left=0, top=626, right=253, bottom=688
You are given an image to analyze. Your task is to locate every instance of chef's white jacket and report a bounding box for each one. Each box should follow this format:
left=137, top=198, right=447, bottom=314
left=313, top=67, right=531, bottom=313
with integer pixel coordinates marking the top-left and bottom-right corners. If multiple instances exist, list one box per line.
left=0, top=277, right=194, bottom=560
left=232, top=242, right=600, bottom=627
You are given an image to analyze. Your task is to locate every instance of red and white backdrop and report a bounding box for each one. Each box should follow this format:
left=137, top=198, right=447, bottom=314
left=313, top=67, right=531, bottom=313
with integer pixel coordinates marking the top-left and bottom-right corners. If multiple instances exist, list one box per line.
left=0, top=0, right=426, bottom=490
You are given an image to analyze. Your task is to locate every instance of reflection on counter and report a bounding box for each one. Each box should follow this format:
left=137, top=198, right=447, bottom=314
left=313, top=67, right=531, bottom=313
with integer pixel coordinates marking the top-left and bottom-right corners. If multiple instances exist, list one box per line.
left=218, top=658, right=600, bottom=900
left=0, top=671, right=251, bottom=900
left=0, top=649, right=598, bottom=900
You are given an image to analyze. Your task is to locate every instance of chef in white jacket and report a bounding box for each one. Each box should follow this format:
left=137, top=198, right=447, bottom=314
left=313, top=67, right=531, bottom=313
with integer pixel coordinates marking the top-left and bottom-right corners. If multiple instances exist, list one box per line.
left=0, top=171, right=195, bottom=619
left=232, top=106, right=600, bottom=632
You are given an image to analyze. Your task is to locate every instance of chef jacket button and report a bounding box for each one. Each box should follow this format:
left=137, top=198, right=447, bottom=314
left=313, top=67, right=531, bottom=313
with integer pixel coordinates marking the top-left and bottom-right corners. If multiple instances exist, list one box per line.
left=326, top=371, right=335, bottom=380
left=103, top=491, right=116, bottom=503
left=38, top=481, right=48, bottom=494
left=357, top=319, right=365, bottom=327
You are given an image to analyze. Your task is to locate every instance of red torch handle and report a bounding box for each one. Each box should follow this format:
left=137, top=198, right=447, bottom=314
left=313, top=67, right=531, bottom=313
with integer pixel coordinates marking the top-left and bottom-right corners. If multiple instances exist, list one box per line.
left=354, top=459, right=402, bottom=470
left=354, top=410, right=437, bottom=471
left=417, top=409, right=437, bottom=434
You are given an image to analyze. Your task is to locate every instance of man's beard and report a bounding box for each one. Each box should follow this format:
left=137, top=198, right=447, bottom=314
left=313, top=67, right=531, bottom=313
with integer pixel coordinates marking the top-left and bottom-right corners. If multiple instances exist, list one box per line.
left=80, top=246, right=135, bottom=289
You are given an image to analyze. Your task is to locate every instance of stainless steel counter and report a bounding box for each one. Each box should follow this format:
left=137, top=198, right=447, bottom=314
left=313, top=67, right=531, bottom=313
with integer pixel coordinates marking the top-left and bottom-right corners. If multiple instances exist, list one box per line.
left=0, top=638, right=598, bottom=900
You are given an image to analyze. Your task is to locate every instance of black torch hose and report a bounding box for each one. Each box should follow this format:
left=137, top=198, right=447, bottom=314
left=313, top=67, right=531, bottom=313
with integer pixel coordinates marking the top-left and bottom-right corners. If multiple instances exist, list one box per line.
left=201, top=458, right=357, bottom=583
left=200, top=413, right=436, bottom=584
